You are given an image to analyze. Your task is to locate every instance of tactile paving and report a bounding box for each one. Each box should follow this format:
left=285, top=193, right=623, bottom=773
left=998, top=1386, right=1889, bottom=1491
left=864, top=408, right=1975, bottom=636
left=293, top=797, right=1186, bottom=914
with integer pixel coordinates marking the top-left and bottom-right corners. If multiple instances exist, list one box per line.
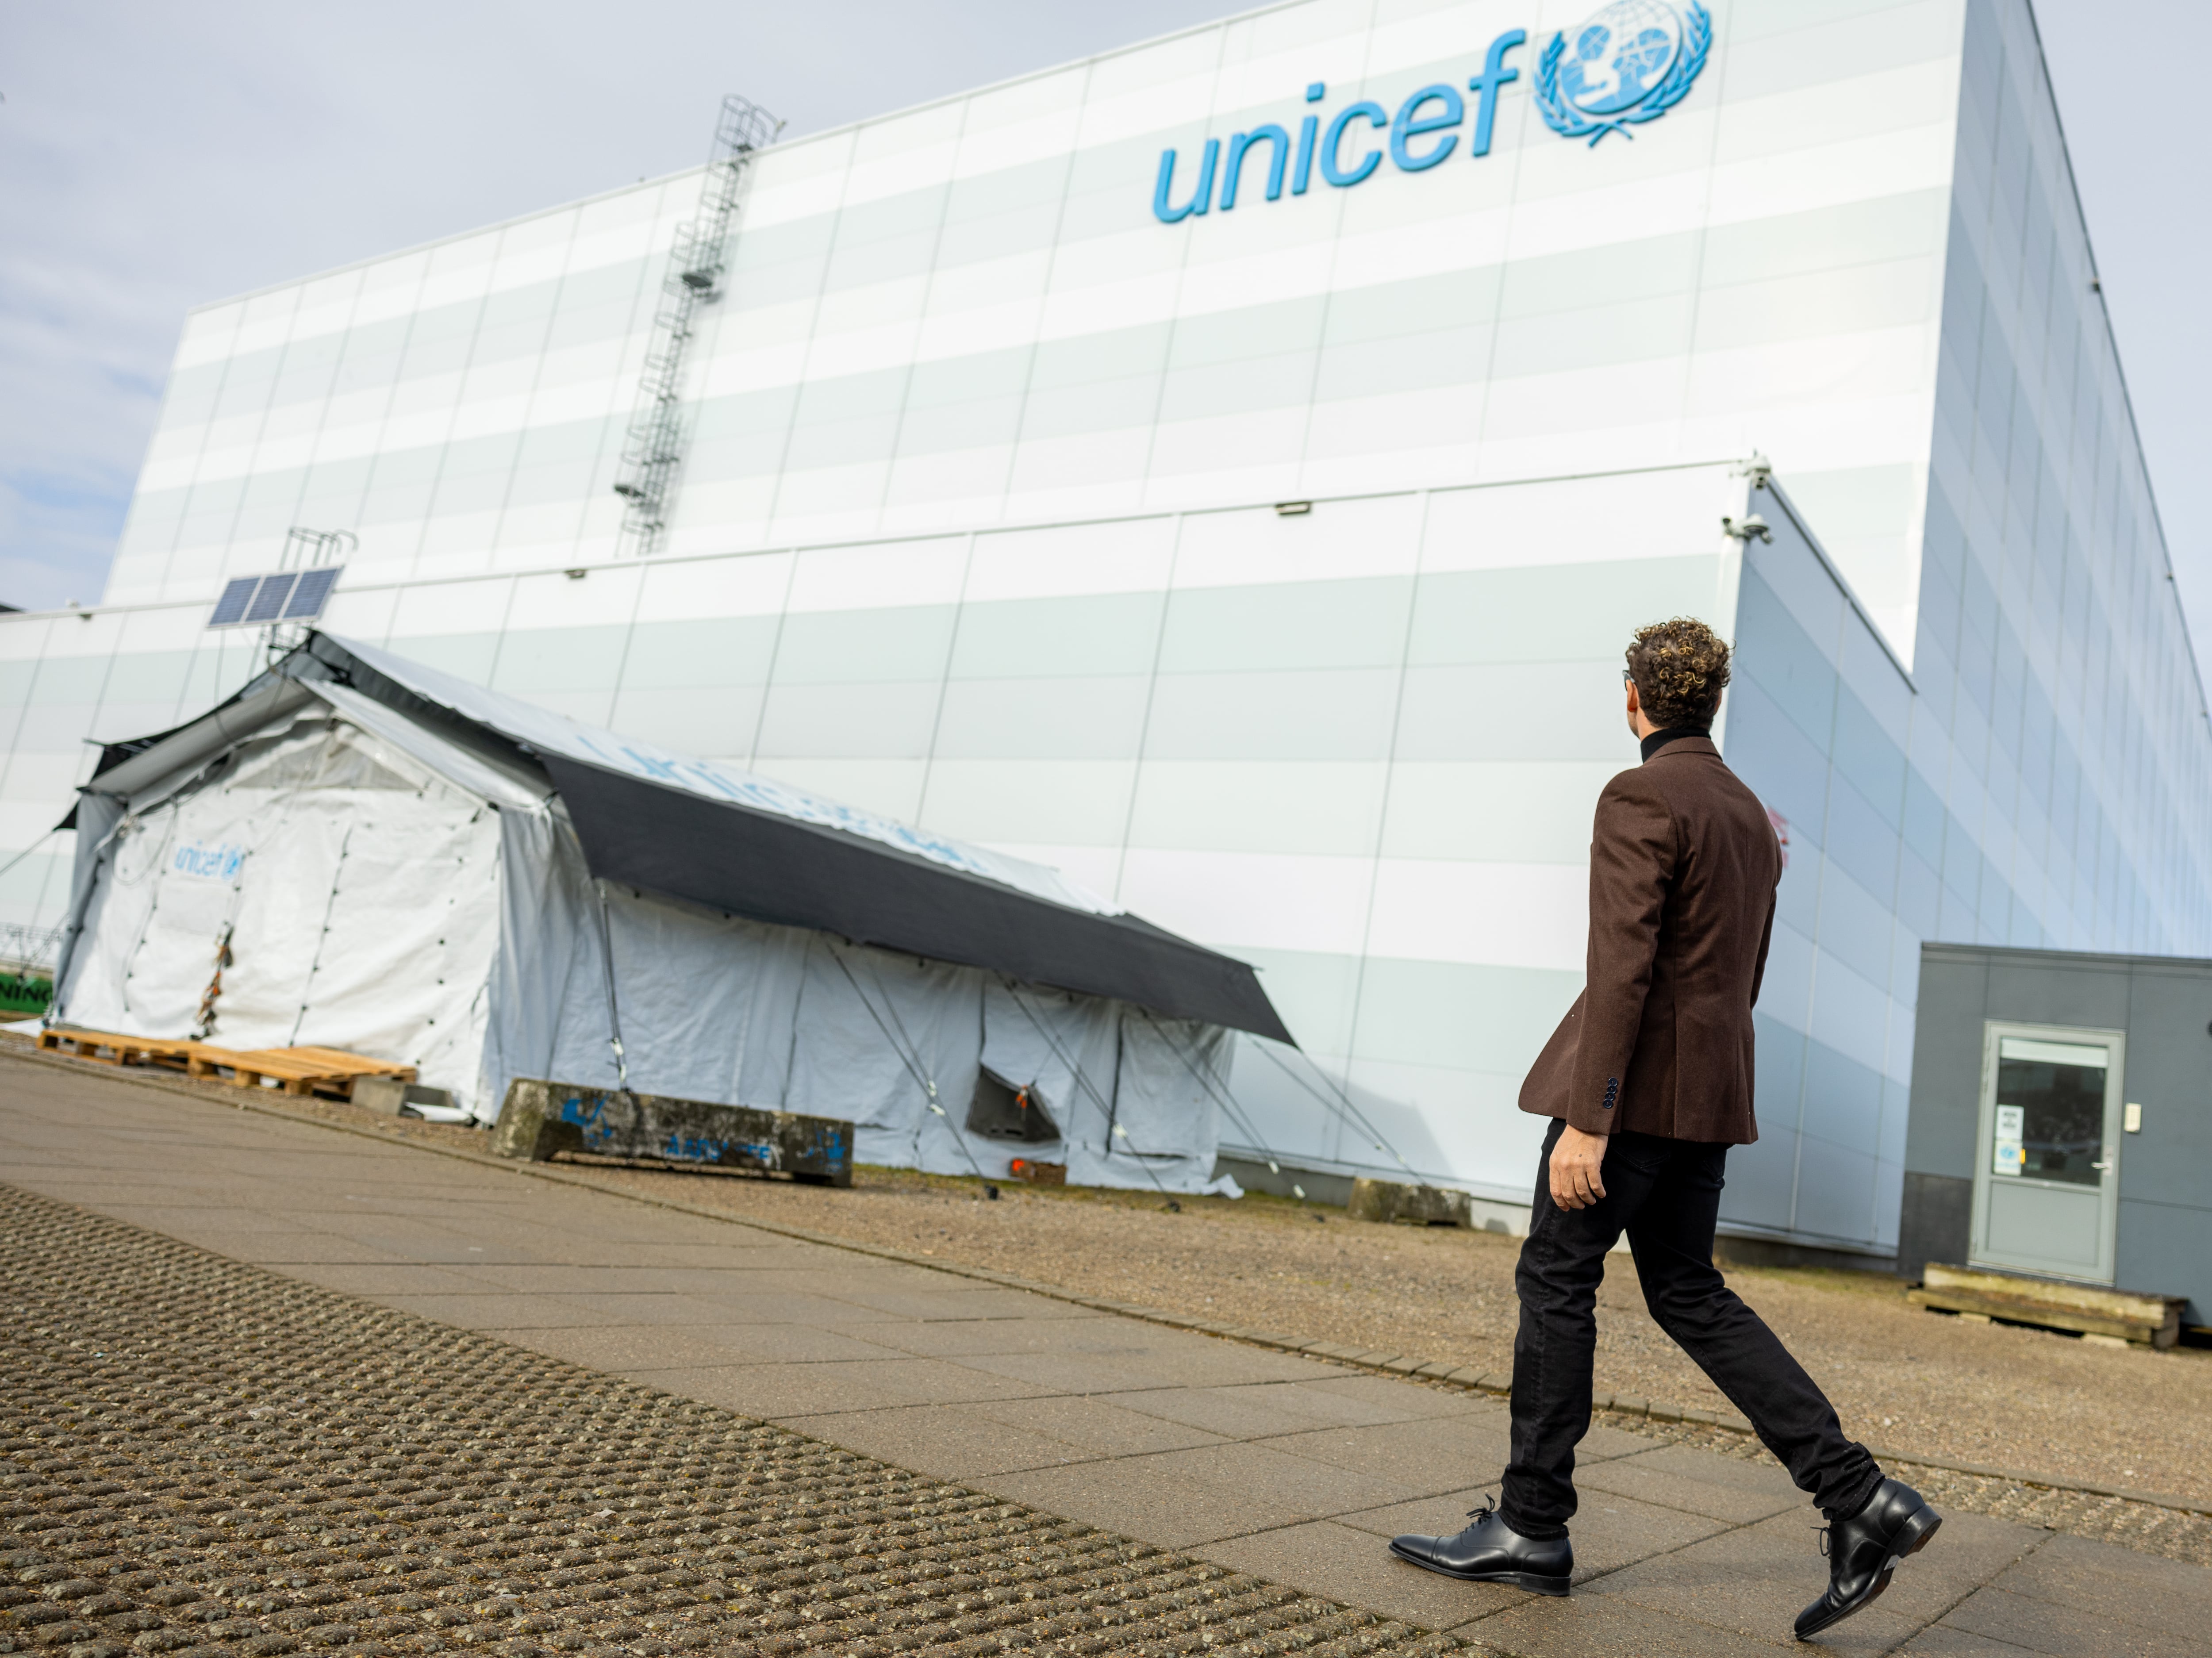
left=0, top=1182, right=1464, bottom=1658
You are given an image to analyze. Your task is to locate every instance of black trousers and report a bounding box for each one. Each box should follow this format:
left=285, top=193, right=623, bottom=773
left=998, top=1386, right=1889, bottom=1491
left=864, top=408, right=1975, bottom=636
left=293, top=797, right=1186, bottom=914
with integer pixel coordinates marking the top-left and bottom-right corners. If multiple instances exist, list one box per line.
left=1501, top=1117, right=1882, bottom=1539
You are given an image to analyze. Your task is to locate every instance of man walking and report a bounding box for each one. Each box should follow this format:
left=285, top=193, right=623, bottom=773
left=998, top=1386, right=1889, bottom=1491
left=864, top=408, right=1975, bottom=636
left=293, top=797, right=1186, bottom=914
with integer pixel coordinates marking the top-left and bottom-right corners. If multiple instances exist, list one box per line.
left=1387, top=618, right=1940, bottom=1640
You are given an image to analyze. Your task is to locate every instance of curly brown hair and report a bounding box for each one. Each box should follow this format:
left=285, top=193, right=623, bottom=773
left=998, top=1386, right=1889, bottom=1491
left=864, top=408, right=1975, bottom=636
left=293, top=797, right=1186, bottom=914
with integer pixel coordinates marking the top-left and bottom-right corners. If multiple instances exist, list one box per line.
left=1626, top=617, right=1731, bottom=729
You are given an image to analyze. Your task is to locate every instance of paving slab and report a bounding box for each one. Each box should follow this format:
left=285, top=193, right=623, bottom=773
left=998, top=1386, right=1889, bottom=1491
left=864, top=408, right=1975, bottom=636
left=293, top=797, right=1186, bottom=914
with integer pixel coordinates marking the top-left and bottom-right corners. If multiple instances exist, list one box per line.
left=1256, top=1414, right=1517, bottom=1493
left=624, top=1359, right=932, bottom=1418
left=1340, top=1483, right=1731, bottom=1583
left=1893, top=1625, right=2054, bottom=1655
left=1585, top=1504, right=1960, bottom=1655
left=376, top=1290, right=641, bottom=1328
left=1103, top=1377, right=1501, bottom=1440
left=1285, top=1372, right=1509, bottom=1421
left=105, top=1224, right=420, bottom=1264
left=279, top=1260, right=497, bottom=1296
left=1195, top=1518, right=1524, bottom=1631
left=1863, top=1510, right=2047, bottom=1627
left=853, top=1311, right=1190, bottom=1358
left=980, top=1455, right=1335, bottom=1550
left=772, top=1400, right=1113, bottom=1479
left=1576, top=1443, right=1809, bottom=1524
left=599, top=1287, right=920, bottom=1324
left=1110, top=1437, right=1414, bottom=1518
left=1934, top=1581, right=2198, bottom=1657
left=5, top=1049, right=2211, bottom=1656
left=960, top=1343, right=1330, bottom=1394
left=499, top=1317, right=906, bottom=1366
left=1468, top=1591, right=1792, bottom=1656
left=1986, top=1530, right=2212, bottom=1643
left=962, top=1390, right=1239, bottom=1458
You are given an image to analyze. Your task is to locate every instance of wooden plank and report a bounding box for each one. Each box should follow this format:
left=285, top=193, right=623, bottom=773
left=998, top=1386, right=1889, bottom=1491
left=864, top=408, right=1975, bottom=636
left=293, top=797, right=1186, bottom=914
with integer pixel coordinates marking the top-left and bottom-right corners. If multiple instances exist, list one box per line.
left=1921, top=1261, right=2182, bottom=1328
left=1908, top=1286, right=2179, bottom=1348
left=39, top=1028, right=210, bottom=1070
left=223, top=1056, right=323, bottom=1078
left=228, top=1048, right=408, bottom=1077
left=282, top=1046, right=416, bottom=1078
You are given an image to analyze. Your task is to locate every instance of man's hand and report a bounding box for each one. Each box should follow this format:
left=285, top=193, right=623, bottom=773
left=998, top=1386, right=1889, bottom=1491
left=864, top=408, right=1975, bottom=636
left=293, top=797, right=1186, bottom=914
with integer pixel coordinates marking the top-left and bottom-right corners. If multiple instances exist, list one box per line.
left=1549, top=1124, right=1610, bottom=1211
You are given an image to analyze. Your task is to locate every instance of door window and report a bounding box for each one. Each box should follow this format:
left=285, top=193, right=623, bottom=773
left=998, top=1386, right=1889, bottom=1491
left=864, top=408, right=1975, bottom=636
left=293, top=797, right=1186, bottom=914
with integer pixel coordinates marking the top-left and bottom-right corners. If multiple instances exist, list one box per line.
left=1992, top=1036, right=2108, bottom=1186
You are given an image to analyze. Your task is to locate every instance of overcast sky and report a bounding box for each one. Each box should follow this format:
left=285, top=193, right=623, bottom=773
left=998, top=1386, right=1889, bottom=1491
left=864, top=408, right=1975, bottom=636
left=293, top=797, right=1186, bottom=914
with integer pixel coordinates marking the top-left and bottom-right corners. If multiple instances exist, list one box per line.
left=1, top=1, right=2204, bottom=668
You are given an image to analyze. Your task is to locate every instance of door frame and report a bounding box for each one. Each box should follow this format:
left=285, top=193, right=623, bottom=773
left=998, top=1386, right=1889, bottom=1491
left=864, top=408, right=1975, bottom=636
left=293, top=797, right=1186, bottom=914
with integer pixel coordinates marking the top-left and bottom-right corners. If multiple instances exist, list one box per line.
left=1968, top=1019, right=2125, bottom=1285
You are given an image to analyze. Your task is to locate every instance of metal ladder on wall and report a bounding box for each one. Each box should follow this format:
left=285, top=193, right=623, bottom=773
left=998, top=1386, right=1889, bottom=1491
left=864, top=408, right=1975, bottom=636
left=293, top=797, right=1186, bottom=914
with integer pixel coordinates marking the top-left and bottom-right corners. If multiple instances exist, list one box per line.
left=612, top=95, right=783, bottom=558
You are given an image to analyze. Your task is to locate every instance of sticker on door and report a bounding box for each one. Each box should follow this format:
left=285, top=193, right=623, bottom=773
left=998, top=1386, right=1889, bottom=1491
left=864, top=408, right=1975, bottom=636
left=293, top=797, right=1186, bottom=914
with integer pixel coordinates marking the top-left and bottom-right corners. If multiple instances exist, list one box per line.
left=1993, top=1104, right=2025, bottom=1176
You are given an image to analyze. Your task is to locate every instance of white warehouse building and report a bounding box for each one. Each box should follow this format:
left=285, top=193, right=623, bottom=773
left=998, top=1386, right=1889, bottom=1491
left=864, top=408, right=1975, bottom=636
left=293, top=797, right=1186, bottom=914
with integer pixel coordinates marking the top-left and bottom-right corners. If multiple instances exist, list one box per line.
left=4, top=0, right=2209, bottom=1261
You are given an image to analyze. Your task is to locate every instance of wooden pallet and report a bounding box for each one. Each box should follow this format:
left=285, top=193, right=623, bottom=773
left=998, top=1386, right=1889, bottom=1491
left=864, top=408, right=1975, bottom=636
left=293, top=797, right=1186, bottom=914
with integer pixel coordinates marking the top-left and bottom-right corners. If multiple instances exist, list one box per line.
left=1909, top=1262, right=2186, bottom=1349
left=281, top=1046, right=419, bottom=1081
left=37, top=1027, right=414, bottom=1101
left=37, top=1029, right=202, bottom=1071
left=208, top=1047, right=418, bottom=1099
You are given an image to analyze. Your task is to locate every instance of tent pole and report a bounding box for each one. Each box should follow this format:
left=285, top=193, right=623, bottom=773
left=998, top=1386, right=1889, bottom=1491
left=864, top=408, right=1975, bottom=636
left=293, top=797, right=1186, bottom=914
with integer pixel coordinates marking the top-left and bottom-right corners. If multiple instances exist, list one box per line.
left=778, top=933, right=811, bottom=1111
left=592, top=882, right=634, bottom=1098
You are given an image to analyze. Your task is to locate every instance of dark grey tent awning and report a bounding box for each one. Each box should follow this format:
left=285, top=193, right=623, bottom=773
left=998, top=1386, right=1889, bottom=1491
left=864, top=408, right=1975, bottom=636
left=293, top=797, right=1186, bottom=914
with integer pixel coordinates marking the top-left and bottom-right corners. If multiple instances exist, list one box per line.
left=73, top=630, right=1293, bottom=1045
left=546, top=755, right=1293, bottom=1042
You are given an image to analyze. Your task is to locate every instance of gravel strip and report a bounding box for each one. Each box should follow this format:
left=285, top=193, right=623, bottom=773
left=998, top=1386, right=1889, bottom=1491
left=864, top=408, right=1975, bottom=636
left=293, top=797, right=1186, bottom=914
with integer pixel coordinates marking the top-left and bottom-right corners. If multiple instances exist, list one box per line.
left=0, top=1181, right=1468, bottom=1658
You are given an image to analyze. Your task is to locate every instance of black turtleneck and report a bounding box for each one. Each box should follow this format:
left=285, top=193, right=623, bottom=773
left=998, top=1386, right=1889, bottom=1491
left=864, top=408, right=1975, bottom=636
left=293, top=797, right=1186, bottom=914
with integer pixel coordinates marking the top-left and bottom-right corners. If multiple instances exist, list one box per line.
left=1640, top=726, right=1709, bottom=761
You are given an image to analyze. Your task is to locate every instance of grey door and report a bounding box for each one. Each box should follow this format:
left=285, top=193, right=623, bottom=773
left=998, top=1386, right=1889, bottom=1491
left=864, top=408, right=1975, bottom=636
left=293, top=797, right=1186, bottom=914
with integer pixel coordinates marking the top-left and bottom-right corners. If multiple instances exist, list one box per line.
left=1968, top=1021, right=2124, bottom=1284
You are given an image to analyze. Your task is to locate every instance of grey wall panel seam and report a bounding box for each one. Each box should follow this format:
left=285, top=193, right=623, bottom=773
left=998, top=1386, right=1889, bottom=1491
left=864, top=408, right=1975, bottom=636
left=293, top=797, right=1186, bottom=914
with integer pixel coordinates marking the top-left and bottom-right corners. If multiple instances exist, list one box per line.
left=482, top=218, right=584, bottom=567
left=910, top=532, right=980, bottom=828
left=1339, top=488, right=1432, bottom=1096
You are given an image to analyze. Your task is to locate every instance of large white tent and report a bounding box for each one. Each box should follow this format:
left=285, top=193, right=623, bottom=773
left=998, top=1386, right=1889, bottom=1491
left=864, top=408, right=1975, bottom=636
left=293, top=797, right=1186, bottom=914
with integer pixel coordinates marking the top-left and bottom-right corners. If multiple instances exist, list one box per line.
left=51, top=633, right=1290, bottom=1194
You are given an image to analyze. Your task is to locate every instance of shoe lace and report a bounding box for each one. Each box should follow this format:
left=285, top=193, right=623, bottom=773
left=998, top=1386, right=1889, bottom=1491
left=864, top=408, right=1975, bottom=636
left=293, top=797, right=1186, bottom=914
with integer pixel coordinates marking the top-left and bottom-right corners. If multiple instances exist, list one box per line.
left=1465, top=1493, right=1498, bottom=1524
left=1815, top=1524, right=1830, bottom=1559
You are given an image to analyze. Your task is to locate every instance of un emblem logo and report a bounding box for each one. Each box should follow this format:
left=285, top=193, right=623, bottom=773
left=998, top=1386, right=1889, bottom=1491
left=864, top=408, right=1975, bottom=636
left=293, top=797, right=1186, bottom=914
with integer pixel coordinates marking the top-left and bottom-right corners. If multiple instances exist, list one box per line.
left=1536, top=0, right=1712, bottom=146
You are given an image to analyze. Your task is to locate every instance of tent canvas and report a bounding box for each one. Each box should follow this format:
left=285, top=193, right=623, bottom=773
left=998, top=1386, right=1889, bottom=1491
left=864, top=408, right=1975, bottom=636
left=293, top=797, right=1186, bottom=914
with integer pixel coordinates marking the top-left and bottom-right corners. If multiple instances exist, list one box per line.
left=50, top=634, right=1280, bottom=1195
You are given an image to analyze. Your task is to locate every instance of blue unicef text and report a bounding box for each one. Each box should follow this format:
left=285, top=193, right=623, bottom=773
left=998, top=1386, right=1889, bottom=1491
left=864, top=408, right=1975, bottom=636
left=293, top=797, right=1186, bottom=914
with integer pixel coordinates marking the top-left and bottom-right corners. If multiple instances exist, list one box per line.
left=173, top=841, right=246, bottom=881
left=1153, top=28, right=1526, bottom=224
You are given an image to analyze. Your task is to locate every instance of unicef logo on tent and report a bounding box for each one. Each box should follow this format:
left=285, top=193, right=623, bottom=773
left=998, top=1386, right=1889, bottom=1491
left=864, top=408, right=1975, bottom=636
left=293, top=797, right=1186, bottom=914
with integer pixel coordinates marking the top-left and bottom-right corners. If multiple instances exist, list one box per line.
left=173, top=841, right=246, bottom=881
left=1536, top=0, right=1711, bottom=146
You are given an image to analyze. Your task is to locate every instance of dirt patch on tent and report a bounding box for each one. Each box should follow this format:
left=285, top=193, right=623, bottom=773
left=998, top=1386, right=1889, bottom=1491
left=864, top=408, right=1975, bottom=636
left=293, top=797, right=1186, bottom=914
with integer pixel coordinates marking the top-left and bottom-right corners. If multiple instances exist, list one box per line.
left=12, top=1035, right=2210, bottom=1513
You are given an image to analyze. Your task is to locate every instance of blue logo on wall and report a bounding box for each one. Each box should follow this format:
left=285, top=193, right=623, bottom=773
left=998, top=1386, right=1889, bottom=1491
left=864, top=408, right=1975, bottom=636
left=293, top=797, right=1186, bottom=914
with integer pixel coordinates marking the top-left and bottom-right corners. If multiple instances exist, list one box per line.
left=1535, top=0, right=1711, bottom=146
left=1152, top=29, right=1528, bottom=223
left=1149, top=6, right=1713, bottom=222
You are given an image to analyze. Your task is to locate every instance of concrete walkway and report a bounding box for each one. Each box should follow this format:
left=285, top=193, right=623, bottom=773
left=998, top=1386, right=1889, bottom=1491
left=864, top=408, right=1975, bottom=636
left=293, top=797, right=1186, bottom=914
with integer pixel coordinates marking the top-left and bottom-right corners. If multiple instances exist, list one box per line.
left=2, top=1049, right=2204, bottom=1657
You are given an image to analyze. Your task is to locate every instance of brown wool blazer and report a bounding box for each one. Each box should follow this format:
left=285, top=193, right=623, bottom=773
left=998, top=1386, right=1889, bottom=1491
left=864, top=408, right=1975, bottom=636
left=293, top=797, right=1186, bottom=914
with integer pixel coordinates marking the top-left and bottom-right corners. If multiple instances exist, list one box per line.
left=1519, top=735, right=1783, bottom=1145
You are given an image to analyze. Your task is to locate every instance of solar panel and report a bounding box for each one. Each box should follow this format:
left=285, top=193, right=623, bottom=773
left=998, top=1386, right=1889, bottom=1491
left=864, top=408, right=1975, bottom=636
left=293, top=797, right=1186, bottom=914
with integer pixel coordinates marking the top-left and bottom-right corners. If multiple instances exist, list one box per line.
left=243, top=572, right=299, bottom=623
left=208, top=577, right=260, bottom=627
left=282, top=566, right=342, bottom=619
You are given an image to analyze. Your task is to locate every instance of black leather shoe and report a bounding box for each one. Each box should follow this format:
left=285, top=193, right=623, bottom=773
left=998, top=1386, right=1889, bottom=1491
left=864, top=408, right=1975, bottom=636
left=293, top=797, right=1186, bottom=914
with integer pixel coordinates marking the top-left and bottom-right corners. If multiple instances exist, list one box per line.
left=1389, top=1498, right=1571, bottom=1596
left=1794, top=1477, right=1941, bottom=1640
